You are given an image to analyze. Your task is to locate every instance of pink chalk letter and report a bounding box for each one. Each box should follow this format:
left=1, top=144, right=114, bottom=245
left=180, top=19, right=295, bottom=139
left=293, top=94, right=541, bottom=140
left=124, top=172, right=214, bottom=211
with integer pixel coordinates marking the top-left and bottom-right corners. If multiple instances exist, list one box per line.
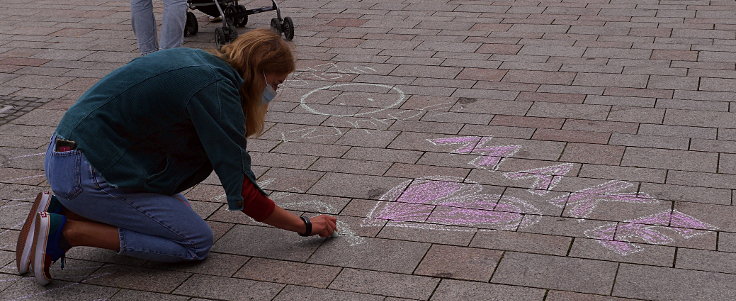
left=427, top=136, right=482, bottom=154
left=548, top=180, right=658, bottom=218
left=503, top=163, right=574, bottom=195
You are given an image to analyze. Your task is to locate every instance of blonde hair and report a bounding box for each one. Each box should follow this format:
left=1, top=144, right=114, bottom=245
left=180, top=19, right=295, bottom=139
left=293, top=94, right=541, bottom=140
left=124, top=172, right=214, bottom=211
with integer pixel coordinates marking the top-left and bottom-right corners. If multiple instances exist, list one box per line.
left=213, top=29, right=295, bottom=137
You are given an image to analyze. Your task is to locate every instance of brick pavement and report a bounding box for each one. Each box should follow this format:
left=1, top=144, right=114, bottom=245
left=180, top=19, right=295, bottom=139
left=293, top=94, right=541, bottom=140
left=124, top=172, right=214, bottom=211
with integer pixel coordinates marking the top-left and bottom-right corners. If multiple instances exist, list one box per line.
left=1, top=0, right=736, bottom=300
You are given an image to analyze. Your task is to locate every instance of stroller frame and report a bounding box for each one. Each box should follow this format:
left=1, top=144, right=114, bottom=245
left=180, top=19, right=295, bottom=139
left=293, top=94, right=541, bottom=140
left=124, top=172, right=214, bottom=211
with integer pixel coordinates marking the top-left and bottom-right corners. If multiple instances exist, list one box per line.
left=185, top=0, right=294, bottom=48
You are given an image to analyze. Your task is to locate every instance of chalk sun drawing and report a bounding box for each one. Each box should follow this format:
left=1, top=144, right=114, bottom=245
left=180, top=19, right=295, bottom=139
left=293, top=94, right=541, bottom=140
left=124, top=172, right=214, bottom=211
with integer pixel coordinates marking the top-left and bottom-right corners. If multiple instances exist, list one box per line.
left=300, top=83, right=406, bottom=117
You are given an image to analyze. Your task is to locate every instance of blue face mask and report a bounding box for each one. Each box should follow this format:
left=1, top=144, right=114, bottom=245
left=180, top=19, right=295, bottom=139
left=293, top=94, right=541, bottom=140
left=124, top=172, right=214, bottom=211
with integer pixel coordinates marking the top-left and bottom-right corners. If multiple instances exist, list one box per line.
left=262, top=74, right=276, bottom=104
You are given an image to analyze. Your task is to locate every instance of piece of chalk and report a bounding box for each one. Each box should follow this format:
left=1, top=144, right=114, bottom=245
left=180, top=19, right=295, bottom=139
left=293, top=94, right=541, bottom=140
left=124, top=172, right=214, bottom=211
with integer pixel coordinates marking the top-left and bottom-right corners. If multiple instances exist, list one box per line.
left=331, top=231, right=339, bottom=238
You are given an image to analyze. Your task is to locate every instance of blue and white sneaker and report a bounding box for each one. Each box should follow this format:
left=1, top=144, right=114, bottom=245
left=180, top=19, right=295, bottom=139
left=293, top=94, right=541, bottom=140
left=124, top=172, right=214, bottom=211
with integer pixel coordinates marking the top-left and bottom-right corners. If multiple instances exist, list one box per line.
left=31, top=212, right=69, bottom=285
left=15, top=192, right=62, bottom=275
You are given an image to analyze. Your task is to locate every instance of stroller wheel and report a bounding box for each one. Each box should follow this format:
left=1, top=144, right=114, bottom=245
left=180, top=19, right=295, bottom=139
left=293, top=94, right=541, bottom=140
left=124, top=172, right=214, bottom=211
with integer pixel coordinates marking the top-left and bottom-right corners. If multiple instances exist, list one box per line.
left=270, top=18, right=282, bottom=33
left=215, top=27, right=226, bottom=49
left=184, top=12, right=198, bottom=37
left=234, top=5, right=248, bottom=27
left=282, top=17, right=294, bottom=41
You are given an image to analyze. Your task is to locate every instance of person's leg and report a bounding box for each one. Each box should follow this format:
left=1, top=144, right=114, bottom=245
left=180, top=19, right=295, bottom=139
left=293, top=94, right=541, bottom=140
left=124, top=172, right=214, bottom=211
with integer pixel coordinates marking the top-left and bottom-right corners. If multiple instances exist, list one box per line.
left=130, top=0, right=158, bottom=55
left=43, top=136, right=212, bottom=262
left=159, top=0, right=188, bottom=50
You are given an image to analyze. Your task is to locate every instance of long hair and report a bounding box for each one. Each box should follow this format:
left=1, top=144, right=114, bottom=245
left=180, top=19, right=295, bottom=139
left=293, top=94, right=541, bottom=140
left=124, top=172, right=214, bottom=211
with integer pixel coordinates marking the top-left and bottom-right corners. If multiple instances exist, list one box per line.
left=213, top=29, right=295, bottom=137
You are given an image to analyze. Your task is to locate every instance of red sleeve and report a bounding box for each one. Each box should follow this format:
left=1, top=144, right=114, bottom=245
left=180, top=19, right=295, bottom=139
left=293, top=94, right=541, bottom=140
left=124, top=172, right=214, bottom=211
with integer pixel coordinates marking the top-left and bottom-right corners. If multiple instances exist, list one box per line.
left=241, top=179, right=276, bottom=222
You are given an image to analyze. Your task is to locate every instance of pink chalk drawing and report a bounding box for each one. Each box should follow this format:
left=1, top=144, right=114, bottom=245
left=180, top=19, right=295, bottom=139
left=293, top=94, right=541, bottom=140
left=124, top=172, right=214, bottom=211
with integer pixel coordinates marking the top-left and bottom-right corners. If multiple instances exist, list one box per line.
left=426, top=136, right=522, bottom=170
left=362, top=176, right=541, bottom=231
left=427, top=136, right=482, bottom=154
left=503, top=163, right=574, bottom=195
left=584, top=210, right=718, bottom=255
left=547, top=180, right=658, bottom=219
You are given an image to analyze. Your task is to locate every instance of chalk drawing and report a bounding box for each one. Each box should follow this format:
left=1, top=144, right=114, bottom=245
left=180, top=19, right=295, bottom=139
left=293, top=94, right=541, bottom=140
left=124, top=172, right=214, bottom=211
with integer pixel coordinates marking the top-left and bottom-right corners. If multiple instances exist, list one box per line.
left=362, top=176, right=541, bottom=231
left=503, top=163, right=574, bottom=195
left=284, top=63, right=377, bottom=88
left=300, top=83, right=406, bottom=117
left=547, top=180, right=658, bottom=219
left=279, top=126, right=343, bottom=142
left=427, top=136, right=521, bottom=171
left=584, top=210, right=718, bottom=256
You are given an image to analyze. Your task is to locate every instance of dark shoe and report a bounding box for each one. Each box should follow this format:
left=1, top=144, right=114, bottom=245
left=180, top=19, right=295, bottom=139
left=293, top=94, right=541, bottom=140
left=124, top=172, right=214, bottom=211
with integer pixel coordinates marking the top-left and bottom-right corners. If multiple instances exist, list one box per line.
left=16, top=192, right=62, bottom=275
left=31, top=212, right=69, bottom=285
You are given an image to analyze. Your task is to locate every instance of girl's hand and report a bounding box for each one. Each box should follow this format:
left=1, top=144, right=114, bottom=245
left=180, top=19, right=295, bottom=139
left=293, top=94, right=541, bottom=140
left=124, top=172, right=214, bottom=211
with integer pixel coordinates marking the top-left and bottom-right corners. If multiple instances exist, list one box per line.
left=309, top=215, right=337, bottom=237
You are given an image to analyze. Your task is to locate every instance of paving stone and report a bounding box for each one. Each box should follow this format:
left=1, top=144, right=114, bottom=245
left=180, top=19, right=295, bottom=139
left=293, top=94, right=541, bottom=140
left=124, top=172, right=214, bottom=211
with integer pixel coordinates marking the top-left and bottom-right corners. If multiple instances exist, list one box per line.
left=0, top=278, right=119, bottom=301
left=527, top=102, right=610, bottom=120
left=610, top=133, right=689, bottom=150
left=459, top=124, right=536, bottom=139
left=109, top=290, right=191, bottom=301
left=342, top=147, right=422, bottom=164
left=307, top=173, right=409, bottom=199
left=308, top=237, right=430, bottom=273
left=562, top=119, right=638, bottom=134
left=384, top=162, right=470, bottom=179
left=532, top=128, right=610, bottom=144
left=173, top=274, right=284, bottom=300
left=640, top=183, right=731, bottom=205
left=579, top=164, right=666, bottom=183
left=676, top=248, right=736, bottom=274
left=235, top=257, right=340, bottom=288
left=451, top=99, right=531, bottom=116
left=430, top=279, right=545, bottom=301
left=621, top=147, right=718, bottom=172
left=212, top=225, right=322, bottom=261
left=638, top=124, right=717, bottom=139
left=520, top=216, right=616, bottom=238
left=273, top=285, right=383, bottom=301
left=413, top=244, right=502, bottom=281
left=585, top=95, right=655, bottom=108
left=560, top=143, right=625, bottom=165
left=376, top=221, right=477, bottom=245
left=470, top=229, right=571, bottom=255
left=309, top=157, right=392, bottom=176
left=674, top=202, right=736, bottom=232
left=492, top=252, right=617, bottom=294
left=613, top=264, right=736, bottom=300
left=144, top=252, right=248, bottom=277
left=691, top=139, right=736, bottom=154
left=249, top=152, right=318, bottom=169
left=720, top=232, right=736, bottom=252
left=83, top=264, right=191, bottom=293
left=329, top=268, right=439, bottom=300
left=570, top=237, right=675, bottom=266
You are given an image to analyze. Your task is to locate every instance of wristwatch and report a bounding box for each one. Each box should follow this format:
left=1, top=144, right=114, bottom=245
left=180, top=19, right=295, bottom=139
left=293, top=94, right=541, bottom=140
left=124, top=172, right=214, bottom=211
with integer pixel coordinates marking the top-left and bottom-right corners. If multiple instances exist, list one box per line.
left=299, top=216, right=312, bottom=237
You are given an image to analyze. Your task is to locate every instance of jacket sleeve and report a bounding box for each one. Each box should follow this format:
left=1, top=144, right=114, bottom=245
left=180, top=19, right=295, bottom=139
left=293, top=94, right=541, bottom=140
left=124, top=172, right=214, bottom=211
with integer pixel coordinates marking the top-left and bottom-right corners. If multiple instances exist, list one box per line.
left=186, top=79, right=266, bottom=210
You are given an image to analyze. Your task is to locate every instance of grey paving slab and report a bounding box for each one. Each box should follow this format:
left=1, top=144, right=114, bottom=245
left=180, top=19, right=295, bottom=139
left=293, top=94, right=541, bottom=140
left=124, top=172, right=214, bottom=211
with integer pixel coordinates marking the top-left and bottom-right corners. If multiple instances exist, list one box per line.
left=569, top=237, right=675, bottom=267
left=173, top=274, right=285, bottom=301
left=0, top=278, right=119, bottom=301
left=470, top=229, right=572, bottom=256
left=144, top=252, right=249, bottom=277
left=212, top=225, right=323, bottom=261
left=430, top=279, right=546, bottom=301
left=720, top=232, right=736, bottom=252
left=308, top=237, right=430, bottom=273
left=414, top=244, right=502, bottom=281
left=613, top=264, right=736, bottom=301
left=83, top=264, right=191, bottom=293
left=676, top=248, right=736, bottom=274
left=329, top=268, right=439, bottom=300
left=235, top=257, right=340, bottom=288
left=109, top=289, right=189, bottom=301
left=492, top=252, right=618, bottom=294
left=307, top=172, right=409, bottom=199
left=273, top=285, right=383, bottom=301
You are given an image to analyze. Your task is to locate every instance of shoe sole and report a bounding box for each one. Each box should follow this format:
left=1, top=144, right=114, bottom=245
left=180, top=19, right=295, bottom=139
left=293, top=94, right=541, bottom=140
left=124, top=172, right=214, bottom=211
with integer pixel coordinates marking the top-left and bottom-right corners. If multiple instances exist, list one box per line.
left=31, top=212, right=52, bottom=285
left=15, top=192, right=51, bottom=275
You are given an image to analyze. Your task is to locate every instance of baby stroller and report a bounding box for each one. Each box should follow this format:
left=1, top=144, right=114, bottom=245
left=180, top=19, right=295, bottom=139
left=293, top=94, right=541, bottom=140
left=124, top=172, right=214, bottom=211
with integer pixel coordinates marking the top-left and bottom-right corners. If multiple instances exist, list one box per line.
left=185, top=0, right=294, bottom=48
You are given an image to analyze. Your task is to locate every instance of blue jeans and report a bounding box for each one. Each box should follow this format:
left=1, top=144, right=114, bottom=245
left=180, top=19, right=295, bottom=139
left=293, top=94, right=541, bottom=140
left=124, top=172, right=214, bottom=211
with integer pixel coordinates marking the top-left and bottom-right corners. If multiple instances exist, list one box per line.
left=131, top=0, right=188, bottom=55
left=44, top=136, right=213, bottom=262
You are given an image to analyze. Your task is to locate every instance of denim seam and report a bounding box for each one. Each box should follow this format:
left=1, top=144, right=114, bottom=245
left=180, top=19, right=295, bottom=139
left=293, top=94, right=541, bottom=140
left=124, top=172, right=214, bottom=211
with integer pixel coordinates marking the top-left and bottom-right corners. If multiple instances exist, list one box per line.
left=90, top=172, right=198, bottom=248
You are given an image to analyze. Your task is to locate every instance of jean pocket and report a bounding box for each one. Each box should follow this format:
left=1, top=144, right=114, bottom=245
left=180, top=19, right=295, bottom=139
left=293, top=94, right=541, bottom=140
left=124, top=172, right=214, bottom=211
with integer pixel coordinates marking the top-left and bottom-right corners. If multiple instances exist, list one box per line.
left=46, top=150, right=83, bottom=200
